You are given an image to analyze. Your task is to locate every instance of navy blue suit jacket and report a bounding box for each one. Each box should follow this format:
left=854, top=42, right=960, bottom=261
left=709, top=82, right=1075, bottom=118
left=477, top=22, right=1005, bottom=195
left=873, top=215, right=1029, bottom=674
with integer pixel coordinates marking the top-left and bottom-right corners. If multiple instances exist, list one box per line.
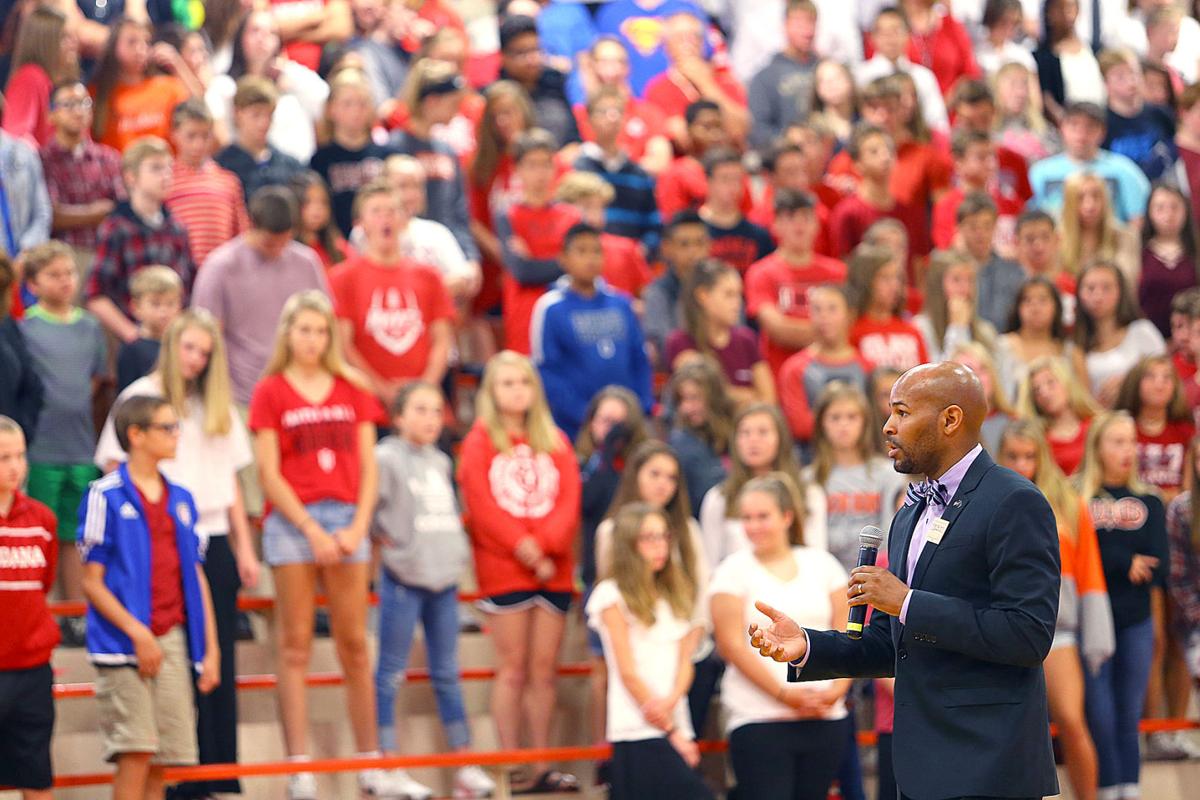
left=790, top=450, right=1061, bottom=800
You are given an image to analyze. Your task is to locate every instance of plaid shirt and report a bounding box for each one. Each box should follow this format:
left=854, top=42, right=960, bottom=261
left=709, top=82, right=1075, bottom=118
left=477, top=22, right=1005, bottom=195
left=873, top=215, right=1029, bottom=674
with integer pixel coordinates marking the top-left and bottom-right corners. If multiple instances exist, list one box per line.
left=1167, top=493, right=1200, bottom=635
left=87, top=202, right=195, bottom=315
left=39, top=137, right=126, bottom=250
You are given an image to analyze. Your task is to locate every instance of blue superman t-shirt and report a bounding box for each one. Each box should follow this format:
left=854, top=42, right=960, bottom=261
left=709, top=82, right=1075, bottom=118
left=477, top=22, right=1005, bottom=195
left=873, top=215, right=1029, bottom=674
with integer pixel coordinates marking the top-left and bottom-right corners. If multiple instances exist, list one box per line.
left=595, top=0, right=708, bottom=97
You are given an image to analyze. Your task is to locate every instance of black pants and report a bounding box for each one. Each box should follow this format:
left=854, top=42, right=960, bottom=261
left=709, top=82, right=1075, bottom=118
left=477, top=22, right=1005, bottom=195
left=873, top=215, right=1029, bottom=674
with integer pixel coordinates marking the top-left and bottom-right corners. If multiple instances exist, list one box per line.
left=610, top=738, right=713, bottom=800
left=0, top=663, right=54, bottom=789
left=900, top=794, right=1039, bottom=799
left=170, top=535, right=242, bottom=797
left=687, top=651, right=724, bottom=736
left=877, top=732, right=897, bottom=800
left=729, top=717, right=850, bottom=800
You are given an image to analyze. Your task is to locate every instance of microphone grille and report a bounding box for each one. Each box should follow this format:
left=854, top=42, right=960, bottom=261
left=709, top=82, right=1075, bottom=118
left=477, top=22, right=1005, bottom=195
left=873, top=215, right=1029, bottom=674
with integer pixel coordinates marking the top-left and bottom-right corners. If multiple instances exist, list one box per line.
left=859, top=525, right=885, bottom=548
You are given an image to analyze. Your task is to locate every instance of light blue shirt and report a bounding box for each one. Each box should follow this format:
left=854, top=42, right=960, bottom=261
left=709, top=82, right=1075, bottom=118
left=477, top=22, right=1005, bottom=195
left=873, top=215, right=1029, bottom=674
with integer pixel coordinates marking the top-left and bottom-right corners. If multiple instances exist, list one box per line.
left=1028, top=150, right=1151, bottom=223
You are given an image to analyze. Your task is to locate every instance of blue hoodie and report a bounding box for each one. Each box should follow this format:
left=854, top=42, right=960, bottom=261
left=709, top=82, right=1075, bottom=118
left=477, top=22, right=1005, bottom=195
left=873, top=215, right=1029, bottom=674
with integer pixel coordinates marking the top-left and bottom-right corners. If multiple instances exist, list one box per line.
left=77, top=464, right=208, bottom=671
left=531, top=277, right=654, bottom=439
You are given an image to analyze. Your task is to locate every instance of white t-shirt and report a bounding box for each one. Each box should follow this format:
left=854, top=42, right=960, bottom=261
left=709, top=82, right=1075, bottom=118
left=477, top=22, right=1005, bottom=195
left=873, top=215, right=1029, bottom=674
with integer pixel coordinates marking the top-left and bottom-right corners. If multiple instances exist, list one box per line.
left=206, top=61, right=330, bottom=164
left=94, top=375, right=254, bottom=537
left=1084, top=319, right=1166, bottom=398
left=709, top=547, right=849, bottom=733
left=698, top=483, right=828, bottom=572
left=586, top=579, right=699, bottom=743
left=349, top=217, right=478, bottom=284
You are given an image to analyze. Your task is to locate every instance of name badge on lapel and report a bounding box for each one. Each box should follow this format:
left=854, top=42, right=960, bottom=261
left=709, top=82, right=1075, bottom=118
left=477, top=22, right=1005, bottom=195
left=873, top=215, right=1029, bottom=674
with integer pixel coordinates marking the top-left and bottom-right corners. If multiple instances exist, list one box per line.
left=927, top=517, right=950, bottom=545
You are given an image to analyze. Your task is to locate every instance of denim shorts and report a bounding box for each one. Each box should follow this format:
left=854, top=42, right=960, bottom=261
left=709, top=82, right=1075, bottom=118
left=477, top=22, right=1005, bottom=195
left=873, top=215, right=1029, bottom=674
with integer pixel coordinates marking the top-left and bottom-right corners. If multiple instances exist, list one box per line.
left=262, top=500, right=369, bottom=566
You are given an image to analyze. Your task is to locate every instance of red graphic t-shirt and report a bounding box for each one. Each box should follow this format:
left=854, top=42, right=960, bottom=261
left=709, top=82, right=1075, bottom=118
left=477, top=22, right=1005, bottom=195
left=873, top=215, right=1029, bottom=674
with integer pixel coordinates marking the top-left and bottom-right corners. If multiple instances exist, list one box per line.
left=329, top=256, right=456, bottom=382
left=851, top=315, right=930, bottom=372
left=1136, top=419, right=1195, bottom=494
left=137, top=485, right=184, bottom=636
left=745, top=251, right=848, bottom=376
left=248, top=374, right=383, bottom=512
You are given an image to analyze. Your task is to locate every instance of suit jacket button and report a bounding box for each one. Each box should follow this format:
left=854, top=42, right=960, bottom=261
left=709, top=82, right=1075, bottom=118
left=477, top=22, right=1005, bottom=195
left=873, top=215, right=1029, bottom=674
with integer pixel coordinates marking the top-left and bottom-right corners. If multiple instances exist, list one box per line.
left=898, top=647, right=908, bottom=659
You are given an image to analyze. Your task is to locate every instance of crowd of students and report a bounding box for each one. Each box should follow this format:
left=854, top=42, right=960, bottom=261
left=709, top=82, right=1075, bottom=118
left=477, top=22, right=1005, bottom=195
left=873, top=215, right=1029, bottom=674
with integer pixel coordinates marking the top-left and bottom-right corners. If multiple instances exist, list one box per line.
left=2, top=1, right=1200, bottom=799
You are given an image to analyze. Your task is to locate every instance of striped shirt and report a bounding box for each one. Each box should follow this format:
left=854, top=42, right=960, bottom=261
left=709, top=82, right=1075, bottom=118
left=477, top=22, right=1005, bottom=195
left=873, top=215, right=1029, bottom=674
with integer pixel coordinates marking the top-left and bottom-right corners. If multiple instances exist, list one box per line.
left=165, top=160, right=250, bottom=268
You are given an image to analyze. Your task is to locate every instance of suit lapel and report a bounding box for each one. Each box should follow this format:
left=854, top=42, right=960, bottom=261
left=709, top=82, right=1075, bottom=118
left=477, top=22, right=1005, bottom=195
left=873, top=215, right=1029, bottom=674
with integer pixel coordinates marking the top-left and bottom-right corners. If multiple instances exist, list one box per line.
left=891, top=498, right=923, bottom=585
left=909, top=450, right=996, bottom=590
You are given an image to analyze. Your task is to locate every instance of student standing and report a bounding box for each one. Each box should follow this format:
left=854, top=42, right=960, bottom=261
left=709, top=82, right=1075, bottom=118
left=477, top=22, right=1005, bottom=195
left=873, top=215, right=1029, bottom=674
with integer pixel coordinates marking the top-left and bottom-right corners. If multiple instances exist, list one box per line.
left=846, top=244, right=927, bottom=373
left=1018, top=356, right=1103, bottom=477
left=1139, top=184, right=1200, bottom=338
left=666, top=359, right=733, bottom=515
left=213, top=77, right=307, bottom=203
left=115, top=266, right=183, bottom=393
left=248, top=291, right=385, bottom=800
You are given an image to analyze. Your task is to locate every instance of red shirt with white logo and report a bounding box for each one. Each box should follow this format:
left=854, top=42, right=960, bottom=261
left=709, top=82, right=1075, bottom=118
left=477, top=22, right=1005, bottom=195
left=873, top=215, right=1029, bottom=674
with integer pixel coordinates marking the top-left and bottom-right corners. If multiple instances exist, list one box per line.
left=0, top=492, right=59, bottom=669
left=456, top=422, right=581, bottom=597
left=851, top=315, right=930, bottom=372
left=1136, top=419, right=1195, bottom=495
left=248, top=374, right=383, bottom=513
left=136, top=485, right=184, bottom=636
left=745, top=251, right=847, bottom=376
left=329, top=256, right=456, bottom=383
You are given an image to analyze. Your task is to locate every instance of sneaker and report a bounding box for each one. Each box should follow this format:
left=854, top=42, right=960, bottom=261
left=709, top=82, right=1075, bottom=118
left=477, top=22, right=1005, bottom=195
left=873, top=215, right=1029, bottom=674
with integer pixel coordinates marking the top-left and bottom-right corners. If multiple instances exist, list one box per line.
left=453, top=765, right=496, bottom=798
left=1144, top=731, right=1188, bottom=761
left=359, top=768, right=434, bottom=799
left=1171, top=730, right=1200, bottom=759
left=287, top=771, right=319, bottom=800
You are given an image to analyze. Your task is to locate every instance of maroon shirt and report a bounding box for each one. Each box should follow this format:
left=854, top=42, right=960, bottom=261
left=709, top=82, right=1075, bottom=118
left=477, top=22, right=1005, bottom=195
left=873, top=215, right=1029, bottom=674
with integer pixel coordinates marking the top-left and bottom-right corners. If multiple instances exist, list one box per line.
left=137, top=485, right=184, bottom=636
left=1139, top=249, right=1198, bottom=339
left=664, top=326, right=762, bottom=387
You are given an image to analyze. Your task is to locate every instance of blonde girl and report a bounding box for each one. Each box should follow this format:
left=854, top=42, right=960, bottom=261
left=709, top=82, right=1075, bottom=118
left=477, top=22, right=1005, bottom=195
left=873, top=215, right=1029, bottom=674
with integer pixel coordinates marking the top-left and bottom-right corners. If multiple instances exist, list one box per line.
left=710, top=473, right=852, bottom=800
left=586, top=503, right=713, bottom=800
left=1075, top=412, right=1169, bottom=800
left=847, top=243, right=928, bottom=372
left=310, top=68, right=389, bottom=236
left=949, top=341, right=1018, bottom=454
left=456, top=350, right=582, bottom=793
left=913, top=249, right=997, bottom=362
left=95, top=310, right=258, bottom=798
left=992, top=61, right=1056, bottom=163
left=1018, top=355, right=1102, bottom=476
left=698, top=404, right=827, bottom=571
left=247, top=290, right=383, bottom=799
left=668, top=258, right=775, bottom=408
left=1115, top=355, right=1196, bottom=502
left=998, top=420, right=1112, bottom=800
left=1059, top=173, right=1138, bottom=282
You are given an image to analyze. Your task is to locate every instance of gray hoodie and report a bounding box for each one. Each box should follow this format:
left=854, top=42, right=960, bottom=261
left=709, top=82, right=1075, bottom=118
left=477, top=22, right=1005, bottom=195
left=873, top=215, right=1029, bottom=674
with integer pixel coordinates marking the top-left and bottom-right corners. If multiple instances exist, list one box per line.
left=372, top=436, right=470, bottom=592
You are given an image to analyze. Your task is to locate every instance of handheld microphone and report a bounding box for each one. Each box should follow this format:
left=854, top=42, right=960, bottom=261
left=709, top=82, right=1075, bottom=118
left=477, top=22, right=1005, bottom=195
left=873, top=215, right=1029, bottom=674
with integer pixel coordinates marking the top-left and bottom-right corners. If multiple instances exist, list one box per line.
left=846, top=525, right=885, bottom=640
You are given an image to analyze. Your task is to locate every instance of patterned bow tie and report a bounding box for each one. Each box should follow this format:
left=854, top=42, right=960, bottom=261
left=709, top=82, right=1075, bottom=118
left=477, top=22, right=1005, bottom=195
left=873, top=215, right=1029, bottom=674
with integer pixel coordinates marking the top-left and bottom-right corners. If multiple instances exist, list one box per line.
left=906, top=479, right=949, bottom=508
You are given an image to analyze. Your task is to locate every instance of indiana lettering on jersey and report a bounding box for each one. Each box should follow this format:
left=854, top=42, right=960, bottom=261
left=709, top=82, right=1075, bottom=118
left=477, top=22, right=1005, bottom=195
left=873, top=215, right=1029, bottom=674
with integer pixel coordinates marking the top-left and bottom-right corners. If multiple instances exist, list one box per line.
left=1138, top=441, right=1186, bottom=489
left=0, top=545, right=48, bottom=570
left=488, top=443, right=561, bottom=518
left=328, top=158, right=385, bottom=194
left=281, top=404, right=357, bottom=471
left=1089, top=495, right=1150, bottom=531
left=365, top=287, right=425, bottom=356
left=858, top=332, right=922, bottom=372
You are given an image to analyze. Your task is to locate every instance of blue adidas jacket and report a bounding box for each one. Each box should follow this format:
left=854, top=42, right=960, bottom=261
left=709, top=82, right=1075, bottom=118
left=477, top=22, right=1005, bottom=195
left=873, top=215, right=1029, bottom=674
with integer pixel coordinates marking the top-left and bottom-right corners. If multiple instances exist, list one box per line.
left=77, top=464, right=208, bottom=670
left=530, top=277, right=654, bottom=439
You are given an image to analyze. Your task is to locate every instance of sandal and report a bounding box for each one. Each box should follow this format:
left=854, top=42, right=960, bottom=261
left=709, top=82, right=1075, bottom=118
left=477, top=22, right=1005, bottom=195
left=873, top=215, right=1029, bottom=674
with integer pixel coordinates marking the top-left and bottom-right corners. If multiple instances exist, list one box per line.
left=515, top=770, right=580, bottom=794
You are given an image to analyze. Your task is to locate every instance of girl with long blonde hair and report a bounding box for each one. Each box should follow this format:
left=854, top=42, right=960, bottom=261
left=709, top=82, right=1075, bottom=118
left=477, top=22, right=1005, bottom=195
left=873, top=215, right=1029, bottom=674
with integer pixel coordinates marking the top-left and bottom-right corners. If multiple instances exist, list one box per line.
left=1074, top=411, right=1168, bottom=800
left=1059, top=173, right=1138, bottom=281
left=913, top=249, right=997, bottom=362
left=586, top=503, right=712, bottom=799
left=710, top=472, right=852, bottom=800
left=456, top=350, right=582, bottom=793
left=698, top=404, right=828, bottom=572
left=949, top=340, right=1017, bottom=454
left=997, top=420, right=1111, bottom=800
left=1018, top=355, right=1103, bottom=476
left=94, top=309, right=260, bottom=797
left=248, top=289, right=386, bottom=799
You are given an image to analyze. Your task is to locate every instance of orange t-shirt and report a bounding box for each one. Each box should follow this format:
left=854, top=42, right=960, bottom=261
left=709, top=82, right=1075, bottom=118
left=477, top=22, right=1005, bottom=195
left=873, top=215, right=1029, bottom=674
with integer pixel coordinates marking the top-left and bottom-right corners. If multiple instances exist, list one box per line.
left=96, top=76, right=190, bottom=154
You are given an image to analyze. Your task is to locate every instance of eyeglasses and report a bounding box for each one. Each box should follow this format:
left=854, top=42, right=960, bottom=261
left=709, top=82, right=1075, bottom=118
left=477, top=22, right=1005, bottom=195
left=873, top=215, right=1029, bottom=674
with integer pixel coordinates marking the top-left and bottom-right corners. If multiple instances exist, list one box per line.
left=53, top=98, right=93, bottom=111
left=143, top=422, right=181, bottom=435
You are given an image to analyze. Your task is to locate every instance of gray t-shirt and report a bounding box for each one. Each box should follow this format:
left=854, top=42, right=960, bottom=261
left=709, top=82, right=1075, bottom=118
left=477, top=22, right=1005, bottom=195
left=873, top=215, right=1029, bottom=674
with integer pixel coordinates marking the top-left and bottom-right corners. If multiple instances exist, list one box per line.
left=803, top=458, right=906, bottom=572
left=20, top=305, right=107, bottom=463
left=190, top=237, right=329, bottom=404
left=372, top=436, right=470, bottom=592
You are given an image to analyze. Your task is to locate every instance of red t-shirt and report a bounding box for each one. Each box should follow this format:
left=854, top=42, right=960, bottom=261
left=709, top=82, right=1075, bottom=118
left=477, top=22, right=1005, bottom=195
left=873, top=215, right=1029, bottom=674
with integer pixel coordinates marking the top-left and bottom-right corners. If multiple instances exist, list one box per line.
left=828, top=193, right=931, bottom=268
left=931, top=185, right=1024, bottom=254
left=138, top=485, right=184, bottom=636
left=827, top=142, right=951, bottom=213
left=1137, top=419, right=1196, bottom=493
left=270, top=0, right=327, bottom=71
left=467, top=152, right=517, bottom=314
left=0, top=493, right=59, bottom=669
left=747, top=183, right=833, bottom=257
left=643, top=69, right=747, bottom=124
left=655, top=156, right=752, bottom=221
left=601, top=233, right=652, bottom=297
left=851, top=315, right=930, bottom=372
left=329, top=256, right=456, bottom=382
left=572, top=99, right=668, bottom=162
left=745, top=251, right=848, bottom=376
left=1050, top=418, right=1091, bottom=477
left=248, top=374, right=382, bottom=511
left=1173, top=349, right=1197, bottom=384
left=501, top=202, right=580, bottom=354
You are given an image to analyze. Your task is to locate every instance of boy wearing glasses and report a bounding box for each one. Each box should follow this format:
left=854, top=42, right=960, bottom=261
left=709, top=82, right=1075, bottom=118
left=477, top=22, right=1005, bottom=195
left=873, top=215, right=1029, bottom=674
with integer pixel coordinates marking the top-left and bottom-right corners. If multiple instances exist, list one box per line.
left=38, top=80, right=126, bottom=282
left=79, top=394, right=219, bottom=799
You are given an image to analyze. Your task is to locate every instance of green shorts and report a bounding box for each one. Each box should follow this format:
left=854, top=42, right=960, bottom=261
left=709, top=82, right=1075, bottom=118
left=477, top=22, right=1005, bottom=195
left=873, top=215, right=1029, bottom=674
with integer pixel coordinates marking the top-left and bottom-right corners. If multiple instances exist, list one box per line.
left=26, top=462, right=100, bottom=542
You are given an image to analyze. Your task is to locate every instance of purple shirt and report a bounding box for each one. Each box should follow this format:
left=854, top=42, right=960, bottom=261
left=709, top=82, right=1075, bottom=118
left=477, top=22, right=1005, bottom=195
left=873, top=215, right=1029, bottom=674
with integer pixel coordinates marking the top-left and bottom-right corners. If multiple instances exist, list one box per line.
left=664, top=326, right=762, bottom=387
left=899, top=444, right=984, bottom=622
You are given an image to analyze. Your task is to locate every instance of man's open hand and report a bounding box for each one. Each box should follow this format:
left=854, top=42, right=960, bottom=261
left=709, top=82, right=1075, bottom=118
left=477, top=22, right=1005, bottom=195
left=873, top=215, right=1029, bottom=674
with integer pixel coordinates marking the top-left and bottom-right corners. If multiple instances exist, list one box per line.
left=748, top=600, right=807, bottom=663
